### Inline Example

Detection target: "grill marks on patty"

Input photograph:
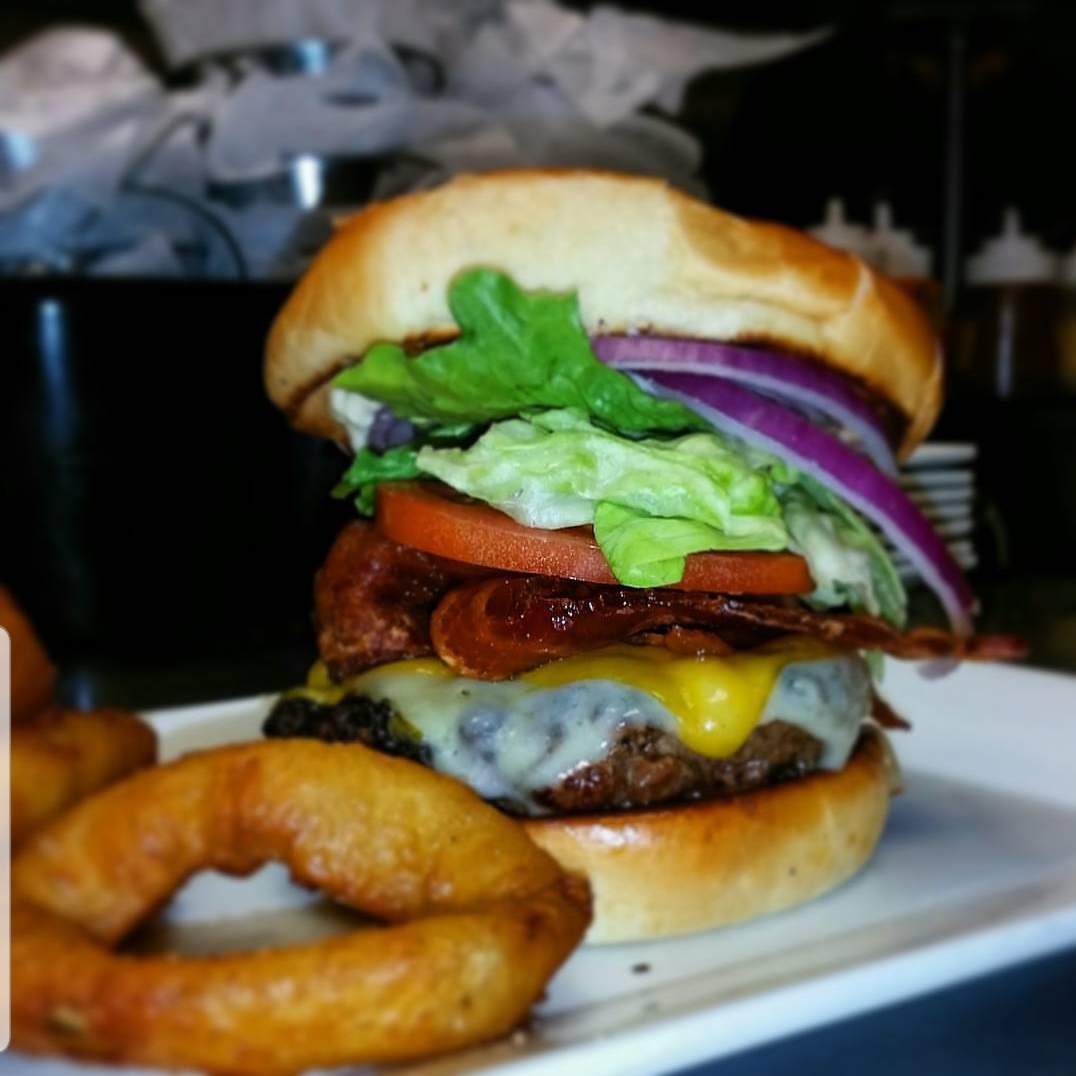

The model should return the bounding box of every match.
[264,693,433,766]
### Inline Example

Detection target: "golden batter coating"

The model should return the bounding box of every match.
[12,739,591,1074]
[12,707,156,846]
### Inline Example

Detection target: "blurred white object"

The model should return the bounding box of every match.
[0,28,165,212]
[867,201,932,279]
[1,4,831,277]
[809,198,933,281]
[142,0,830,121]
[141,0,382,67]
[0,27,157,148]
[966,208,1056,286]
[1058,241,1076,286]
[371,112,706,203]
[203,52,479,183]
[807,198,871,258]
[498,1,831,127]
[188,0,830,186]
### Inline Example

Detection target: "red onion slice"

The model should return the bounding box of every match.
[634,371,976,636]
[592,335,898,474]
[369,405,417,452]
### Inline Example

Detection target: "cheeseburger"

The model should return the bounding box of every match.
[263,170,1019,942]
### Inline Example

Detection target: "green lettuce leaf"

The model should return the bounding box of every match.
[416,408,906,619]
[417,409,787,585]
[707,447,906,625]
[781,479,907,627]
[333,445,421,514]
[593,503,770,588]
[332,269,704,436]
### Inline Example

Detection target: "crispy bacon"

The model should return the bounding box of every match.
[430,576,1028,679]
[871,691,911,730]
[635,627,738,657]
[315,522,486,680]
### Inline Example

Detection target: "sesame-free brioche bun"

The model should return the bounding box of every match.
[523,727,892,944]
[266,170,941,457]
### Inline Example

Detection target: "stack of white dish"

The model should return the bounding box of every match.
[892,443,977,582]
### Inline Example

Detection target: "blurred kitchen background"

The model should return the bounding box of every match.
[2,0,1075,707]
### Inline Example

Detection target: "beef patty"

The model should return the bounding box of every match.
[264,693,822,813]
[534,720,821,813]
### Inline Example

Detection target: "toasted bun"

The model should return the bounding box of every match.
[266,170,941,457]
[522,727,892,943]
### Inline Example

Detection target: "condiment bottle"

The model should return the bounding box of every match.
[807,198,871,258]
[866,201,940,324]
[955,208,1059,398]
[1054,245,1076,391]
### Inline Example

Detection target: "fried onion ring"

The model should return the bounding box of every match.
[13,739,591,1074]
[12,707,157,846]
[1,585,58,725]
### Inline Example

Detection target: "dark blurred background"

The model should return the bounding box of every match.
[2,0,1075,706]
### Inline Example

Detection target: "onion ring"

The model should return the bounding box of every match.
[12,707,157,846]
[12,739,591,1074]
[1,586,58,725]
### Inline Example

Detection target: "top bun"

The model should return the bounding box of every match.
[266,169,941,456]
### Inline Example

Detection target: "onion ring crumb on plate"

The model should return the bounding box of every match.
[12,739,592,1075]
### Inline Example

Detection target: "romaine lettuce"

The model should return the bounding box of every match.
[593,504,770,588]
[417,410,906,617]
[333,445,421,514]
[417,409,787,570]
[332,269,704,436]
[781,478,907,627]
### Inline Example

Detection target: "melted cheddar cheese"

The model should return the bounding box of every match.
[287,639,871,815]
[521,638,837,758]
[300,637,851,758]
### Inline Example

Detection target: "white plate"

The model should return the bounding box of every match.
[916,517,975,539]
[915,502,974,523]
[8,663,1076,1076]
[893,542,978,577]
[899,469,974,490]
[891,536,975,560]
[908,487,975,508]
[905,443,978,467]
[895,555,978,582]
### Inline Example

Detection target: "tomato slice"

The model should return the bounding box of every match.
[375,482,814,594]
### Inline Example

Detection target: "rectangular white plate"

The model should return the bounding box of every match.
[7,661,1076,1076]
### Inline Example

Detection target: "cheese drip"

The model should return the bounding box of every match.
[522,638,834,757]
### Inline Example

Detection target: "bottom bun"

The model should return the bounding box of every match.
[524,726,893,943]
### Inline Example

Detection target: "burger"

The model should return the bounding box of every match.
[262,170,1018,942]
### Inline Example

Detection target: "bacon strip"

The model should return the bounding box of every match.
[871,691,911,731]
[430,576,1028,679]
[315,522,487,680]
